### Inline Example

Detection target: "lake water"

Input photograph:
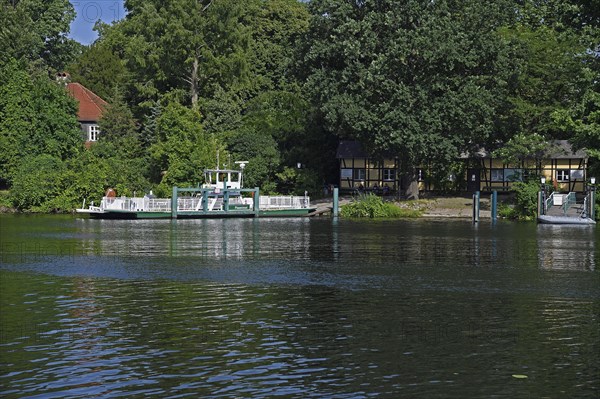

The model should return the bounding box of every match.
[0,215,598,398]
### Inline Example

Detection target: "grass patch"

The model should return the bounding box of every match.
[341,193,424,218]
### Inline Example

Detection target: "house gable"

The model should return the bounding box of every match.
[66,82,107,122]
[65,82,108,145]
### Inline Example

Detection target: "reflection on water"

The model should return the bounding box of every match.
[537,225,596,271]
[0,215,598,398]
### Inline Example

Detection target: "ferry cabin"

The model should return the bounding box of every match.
[203,169,242,190]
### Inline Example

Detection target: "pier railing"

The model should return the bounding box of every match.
[98,190,309,216]
[259,196,310,209]
[101,196,175,212]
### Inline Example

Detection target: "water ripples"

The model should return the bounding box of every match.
[1,217,599,397]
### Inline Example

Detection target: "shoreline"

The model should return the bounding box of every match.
[2,196,494,219]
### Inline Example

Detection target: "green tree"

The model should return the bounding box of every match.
[244,0,310,94]
[492,133,548,167]
[511,180,541,220]
[498,25,590,140]
[228,90,334,194]
[149,100,220,193]
[9,154,66,210]
[68,43,127,101]
[0,59,81,186]
[302,0,513,199]
[98,90,140,153]
[0,0,82,70]
[99,0,250,112]
[553,89,600,176]
[227,127,280,193]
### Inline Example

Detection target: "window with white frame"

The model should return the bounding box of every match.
[88,125,100,142]
[383,169,396,181]
[417,169,425,181]
[353,168,366,181]
[556,169,569,182]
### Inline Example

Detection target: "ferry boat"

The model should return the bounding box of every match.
[76,168,316,219]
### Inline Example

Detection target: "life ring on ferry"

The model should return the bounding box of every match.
[105,188,116,198]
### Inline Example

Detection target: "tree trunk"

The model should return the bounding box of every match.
[405,169,419,200]
[190,57,199,108]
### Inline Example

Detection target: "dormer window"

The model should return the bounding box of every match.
[88,125,100,142]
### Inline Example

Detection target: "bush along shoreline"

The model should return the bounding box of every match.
[340,193,425,218]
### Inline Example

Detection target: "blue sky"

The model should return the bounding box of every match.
[69,1,126,45]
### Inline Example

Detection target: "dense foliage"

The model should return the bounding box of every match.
[302,0,515,199]
[0,0,598,211]
[340,193,422,218]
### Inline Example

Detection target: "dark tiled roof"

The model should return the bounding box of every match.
[66,83,107,122]
[544,140,588,159]
[336,140,368,158]
[342,140,587,160]
[460,140,587,160]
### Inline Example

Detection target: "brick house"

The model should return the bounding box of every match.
[58,73,107,146]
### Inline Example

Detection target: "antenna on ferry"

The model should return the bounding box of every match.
[235,161,248,187]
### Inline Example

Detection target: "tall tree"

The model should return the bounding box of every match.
[498,25,592,140]
[148,100,221,193]
[505,0,599,172]
[100,0,250,112]
[0,0,82,70]
[67,44,127,101]
[0,59,81,186]
[243,0,310,94]
[302,0,513,198]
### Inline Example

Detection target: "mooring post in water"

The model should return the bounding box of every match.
[171,186,178,219]
[473,191,480,223]
[590,184,596,221]
[202,188,209,213]
[223,180,229,213]
[333,187,339,217]
[254,187,260,217]
[491,190,498,222]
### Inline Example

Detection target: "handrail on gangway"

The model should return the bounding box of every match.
[562,192,577,214]
[581,196,588,218]
[544,192,554,212]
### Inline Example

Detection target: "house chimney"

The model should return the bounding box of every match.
[56,72,71,85]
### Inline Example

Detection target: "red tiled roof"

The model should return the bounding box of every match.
[66,83,108,122]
